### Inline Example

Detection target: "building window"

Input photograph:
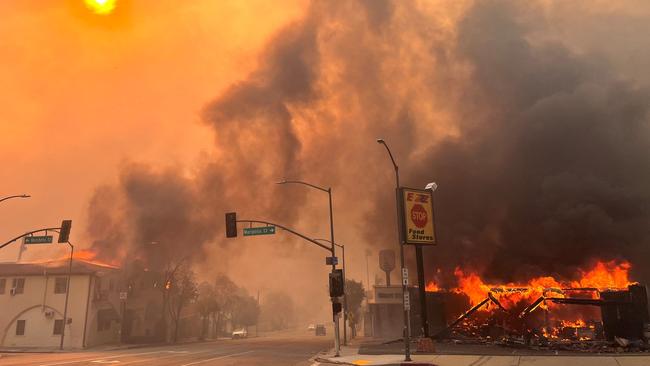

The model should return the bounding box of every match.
[54,277,68,294]
[0,278,6,294]
[53,319,64,335]
[12,278,25,294]
[16,320,25,335]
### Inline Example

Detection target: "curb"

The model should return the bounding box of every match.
[0,349,67,354]
[312,357,436,366]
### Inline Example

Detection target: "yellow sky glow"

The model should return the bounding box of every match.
[84,0,116,15]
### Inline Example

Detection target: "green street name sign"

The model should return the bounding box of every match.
[243,226,276,236]
[24,235,53,244]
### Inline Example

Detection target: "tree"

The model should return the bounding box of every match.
[156,256,188,342]
[260,290,294,331]
[196,282,217,340]
[345,279,365,337]
[212,274,238,336]
[231,294,260,331]
[168,263,198,343]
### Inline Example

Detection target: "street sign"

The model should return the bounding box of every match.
[24,236,53,244]
[119,292,128,300]
[404,292,411,310]
[326,256,339,266]
[402,268,409,285]
[243,226,276,236]
[399,188,436,245]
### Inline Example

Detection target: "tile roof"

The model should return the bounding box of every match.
[0,259,120,276]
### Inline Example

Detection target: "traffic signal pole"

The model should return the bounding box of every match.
[60,240,74,350]
[226,215,342,356]
[276,180,342,357]
[328,188,342,357]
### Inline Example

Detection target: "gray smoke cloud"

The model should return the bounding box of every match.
[86,0,650,293]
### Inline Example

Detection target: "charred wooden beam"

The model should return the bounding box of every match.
[488,292,509,313]
[547,297,630,306]
[434,297,490,338]
[519,296,546,318]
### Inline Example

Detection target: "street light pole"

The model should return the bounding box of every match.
[417,182,438,338]
[377,138,411,361]
[277,180,341,356]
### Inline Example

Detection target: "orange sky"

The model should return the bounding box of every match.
[0,0,305,261]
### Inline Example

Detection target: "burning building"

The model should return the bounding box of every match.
[414,261,650,351]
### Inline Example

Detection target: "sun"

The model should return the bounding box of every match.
[83,0,117,15]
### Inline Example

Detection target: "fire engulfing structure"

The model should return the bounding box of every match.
[417,261,650,351]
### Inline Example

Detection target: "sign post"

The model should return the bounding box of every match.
[400,187,436,338]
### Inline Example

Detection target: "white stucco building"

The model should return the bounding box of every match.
[0,259,122,349]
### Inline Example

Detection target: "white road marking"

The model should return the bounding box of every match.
[179,351,254,366]
[39,351,166,366]
[115,349,220,365]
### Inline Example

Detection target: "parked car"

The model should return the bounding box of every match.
[315,324,326,336]
[232,328,248,339]
[308,324,316,331]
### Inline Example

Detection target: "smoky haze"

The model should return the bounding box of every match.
[86,0,650,312]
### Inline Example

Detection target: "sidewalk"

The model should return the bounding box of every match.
[312,339,650,366]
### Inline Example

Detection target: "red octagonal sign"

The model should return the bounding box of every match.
[410,204,428,228]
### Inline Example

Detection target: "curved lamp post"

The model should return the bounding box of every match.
[276,179,341,356]
[0,194,30,204]
[376,138,411,361]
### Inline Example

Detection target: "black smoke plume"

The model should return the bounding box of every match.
[86,0,650,287]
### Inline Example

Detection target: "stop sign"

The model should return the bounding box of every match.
[410,204,428,228]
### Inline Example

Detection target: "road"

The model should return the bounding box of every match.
[0,330,332,366]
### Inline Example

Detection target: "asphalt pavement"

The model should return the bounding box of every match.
[0,329,333,366]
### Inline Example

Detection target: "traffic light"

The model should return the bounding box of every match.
[332,302,342,315]
[225,212,237,238]
[329,269,344,298]
[58,220,72,243]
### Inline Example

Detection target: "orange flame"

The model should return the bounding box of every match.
[427,260,633,307]
[425,281,440,292]
[51,248,120,268]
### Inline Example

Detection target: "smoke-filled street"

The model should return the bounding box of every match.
[0,330,331,366]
